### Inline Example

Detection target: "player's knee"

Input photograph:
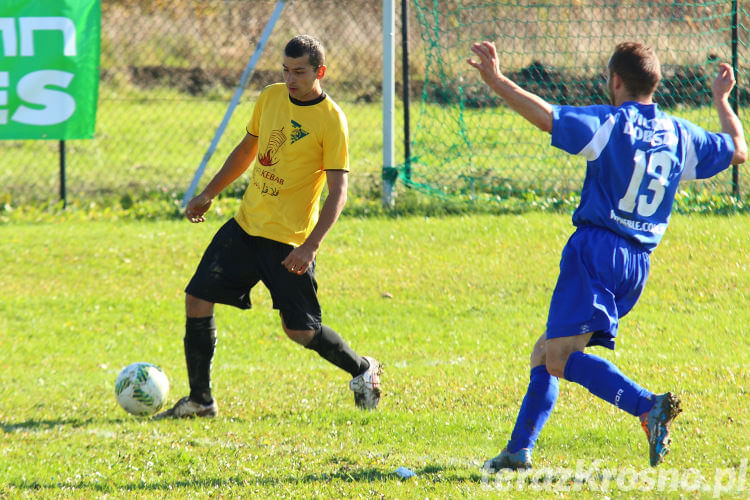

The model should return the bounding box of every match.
[185,293,214,318]
[545,355,567,378]
[280,320,314,346]
[530,334,547,368]
[545,361,565,378]
[545,335,590,378]
[284,329,315,345]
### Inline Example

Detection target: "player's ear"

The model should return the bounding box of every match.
[611,72,624,90]
[316,65,326,80]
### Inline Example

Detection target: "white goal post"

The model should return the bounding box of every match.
[382,0,396,207]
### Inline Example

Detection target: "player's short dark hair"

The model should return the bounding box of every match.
[285,35,325,69]
[608,41,661,97]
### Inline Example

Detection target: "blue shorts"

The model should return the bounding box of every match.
[185,218,322,331]
[545,226,650,350]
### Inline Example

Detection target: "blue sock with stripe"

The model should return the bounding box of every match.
[563,350,655,416]
[506,365,559,453]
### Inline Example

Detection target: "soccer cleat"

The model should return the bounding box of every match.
[349,356,382,409]
[483,447,533,471]
[641,392,682,467]
[153,396,218,420]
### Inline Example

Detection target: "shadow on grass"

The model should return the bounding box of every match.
[1,418,96,432]
[4,466,485,492]
[1,417,138,433]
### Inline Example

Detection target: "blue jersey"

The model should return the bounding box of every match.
[551,102,735,252]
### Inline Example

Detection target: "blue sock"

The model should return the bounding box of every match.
[563,351,655,417]
[506,365,559,453]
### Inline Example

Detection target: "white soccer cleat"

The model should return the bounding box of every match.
[349,356,382,410]
[153,396,218,419]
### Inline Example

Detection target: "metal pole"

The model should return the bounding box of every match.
[59,140,67,208]
[401,0,411,181]
[182,0,286,207]
[382,0,396,207]
[731,0,740,199]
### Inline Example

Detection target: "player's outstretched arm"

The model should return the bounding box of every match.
[184,133,259,223]
[712,63,747,165]
[466,41,554,133]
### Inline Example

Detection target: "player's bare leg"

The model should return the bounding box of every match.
[544,332,592,378]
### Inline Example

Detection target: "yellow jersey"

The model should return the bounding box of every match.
[235,83,349,246]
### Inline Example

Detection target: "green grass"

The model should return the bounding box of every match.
[1,212,748,498]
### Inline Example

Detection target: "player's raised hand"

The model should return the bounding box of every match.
[466,40,554,132]
[467,41,503,86]
[712,62,736,100]
[184,192,212,223]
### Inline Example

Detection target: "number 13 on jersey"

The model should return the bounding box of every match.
[617,149,672,217]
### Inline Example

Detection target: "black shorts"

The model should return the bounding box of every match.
[185,218,321,330]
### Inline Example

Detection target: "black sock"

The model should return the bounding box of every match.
[184,316,216,405]
[305,325,368,377]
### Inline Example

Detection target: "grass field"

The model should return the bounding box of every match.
[1,211,748,498]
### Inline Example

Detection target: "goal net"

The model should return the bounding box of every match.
[403,1,746,203]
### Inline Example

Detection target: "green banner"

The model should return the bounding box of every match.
[0,0,100,139]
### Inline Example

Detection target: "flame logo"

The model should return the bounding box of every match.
[258,127,286,166]
[258,150,276,166]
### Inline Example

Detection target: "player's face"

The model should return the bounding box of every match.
[282,55,324,101]
[607,69,615,105]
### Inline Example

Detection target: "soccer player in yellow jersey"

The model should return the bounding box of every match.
[156,35,381,419]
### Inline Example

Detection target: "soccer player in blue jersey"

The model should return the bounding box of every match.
[467,40,746,468]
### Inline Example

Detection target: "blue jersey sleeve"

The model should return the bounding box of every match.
[551,105,616,156]
[674,117,735,181]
